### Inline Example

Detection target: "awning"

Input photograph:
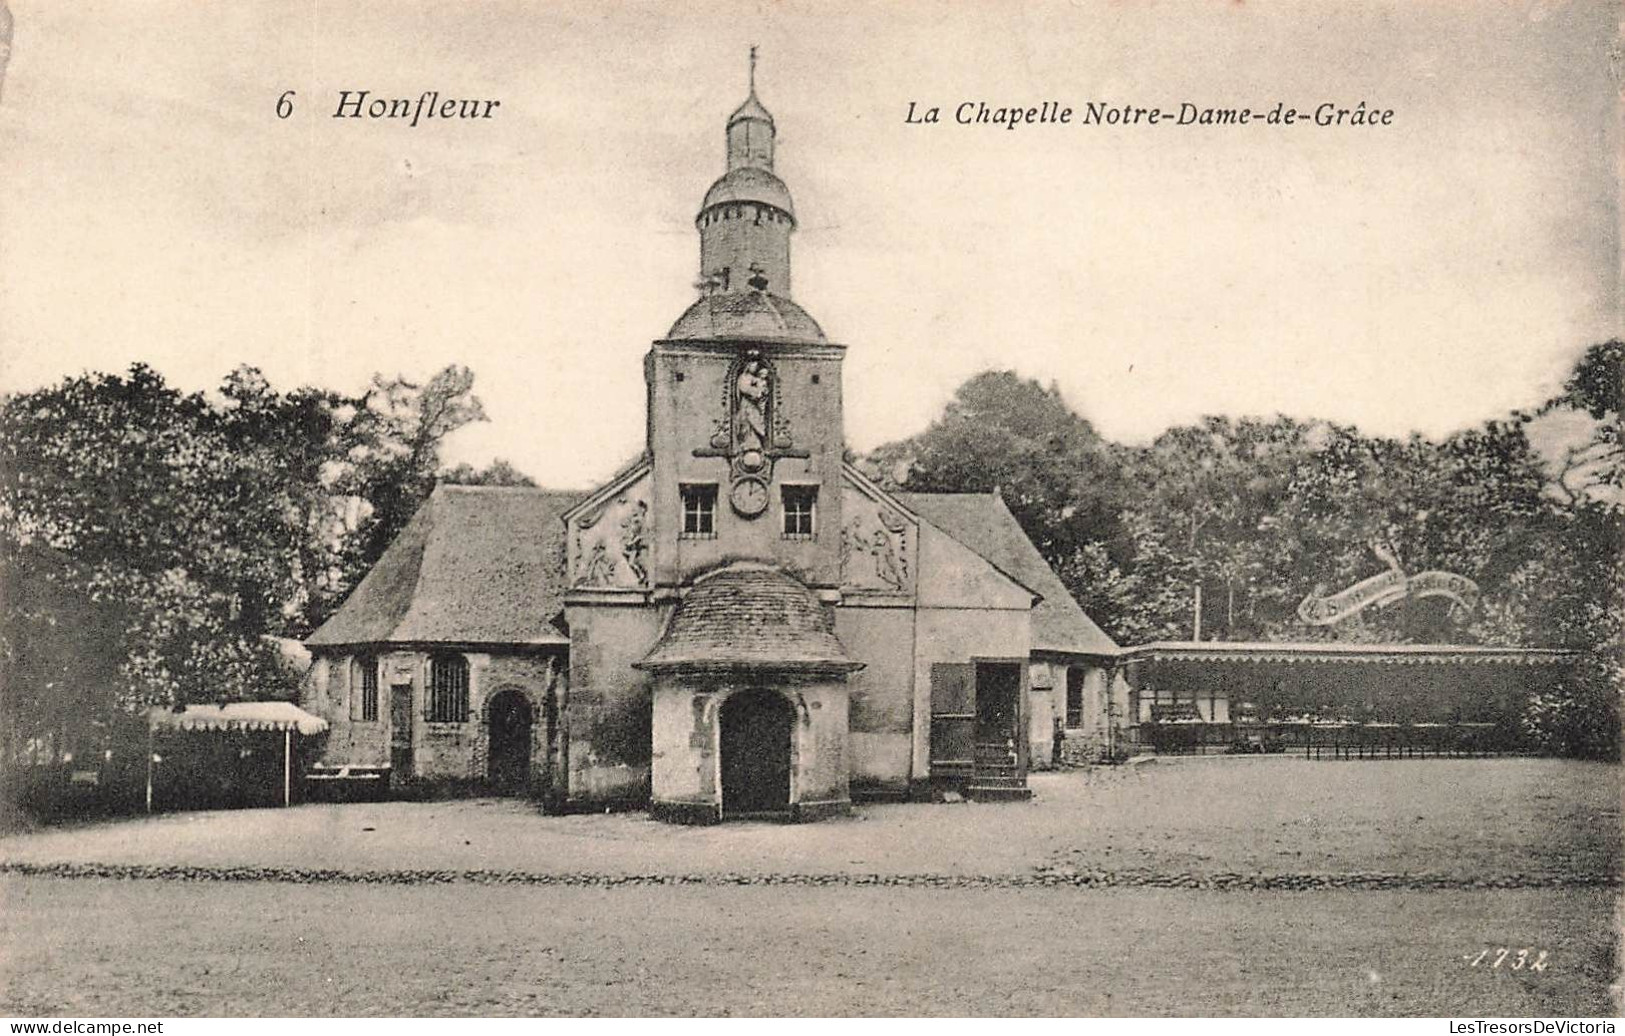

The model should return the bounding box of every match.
[1122,641,1581,666]
[147,702,330,736]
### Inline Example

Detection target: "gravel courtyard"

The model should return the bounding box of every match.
[1,757,1618,1016]
[2,878,1614,1016]
[1,757,1617,881]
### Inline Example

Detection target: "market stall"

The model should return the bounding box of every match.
[145,702,329,811]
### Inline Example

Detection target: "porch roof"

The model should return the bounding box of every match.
[1122,641,1580,666]
[636,562,863,674]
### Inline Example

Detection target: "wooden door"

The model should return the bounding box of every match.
[389,683,413,777]
[929,662,976,778]
[974,661,1024,771]
[720,688,793,816]
[486,690,533,793]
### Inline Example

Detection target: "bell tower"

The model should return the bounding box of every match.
[695,46,796,297]
[646,51,847,592]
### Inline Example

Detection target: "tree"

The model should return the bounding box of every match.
[1540,339,1621,507]
[1126,416,1314,640]
[1507,340,1623,757]
[865,371,1134,629]
[347,366,488,564]
[0,361,491,716]
[439,458,536,487]
[0,365,311,709]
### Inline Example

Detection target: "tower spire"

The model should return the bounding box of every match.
[695,52,795,297]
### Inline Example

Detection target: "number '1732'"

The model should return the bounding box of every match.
[1465,948,1550,971]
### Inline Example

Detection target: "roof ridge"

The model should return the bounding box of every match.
[435,484,579,496]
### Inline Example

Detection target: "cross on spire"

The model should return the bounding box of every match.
[749,45,757,94]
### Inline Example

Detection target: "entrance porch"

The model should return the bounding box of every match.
[634,562,865,823]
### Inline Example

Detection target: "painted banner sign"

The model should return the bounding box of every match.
[1297,543,1479,626]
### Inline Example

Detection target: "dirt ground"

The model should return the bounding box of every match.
[1,757,1617,880]
[0,757,1618,1017]
[0,877,1615,1016]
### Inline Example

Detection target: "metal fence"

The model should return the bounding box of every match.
[1135,719,1526,758]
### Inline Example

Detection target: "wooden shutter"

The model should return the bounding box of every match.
[347,657,361,721]
[929,662,976,777]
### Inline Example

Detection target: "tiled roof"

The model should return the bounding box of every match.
[896,492,1120,657]
[637,562,862,673]
[666,291,825,343]
[306,486,578,649]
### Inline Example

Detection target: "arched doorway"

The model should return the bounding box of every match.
[486,688,534,793]
[719,688,794,817]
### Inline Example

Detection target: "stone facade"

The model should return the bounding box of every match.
[302,648,565,791]
[1026,659,1133,767]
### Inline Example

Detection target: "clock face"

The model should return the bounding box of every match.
[730,477,769,518]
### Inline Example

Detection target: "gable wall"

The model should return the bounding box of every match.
[909,521,1034,779]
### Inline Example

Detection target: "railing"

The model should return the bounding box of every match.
[1297,721,1518,759]
[1134,720,1525,758]
[1137,721,1238,756]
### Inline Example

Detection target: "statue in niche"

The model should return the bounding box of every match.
[695,349,808,517]
[734,358,770,460]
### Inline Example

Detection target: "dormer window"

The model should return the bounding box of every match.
[782,485,817,540]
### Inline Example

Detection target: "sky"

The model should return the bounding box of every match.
[0,0,1617,490]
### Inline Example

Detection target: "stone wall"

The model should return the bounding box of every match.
[305,647,563,788]
[564,601,663,806]
[835,602,916,798]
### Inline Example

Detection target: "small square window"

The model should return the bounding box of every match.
[681,484,718,539]
[782,485,817,540]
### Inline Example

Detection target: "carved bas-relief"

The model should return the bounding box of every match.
[841,491,912,593]
[693,349,808,518]
[572,494,651,588]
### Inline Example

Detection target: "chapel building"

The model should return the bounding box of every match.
[303,65,1123,821]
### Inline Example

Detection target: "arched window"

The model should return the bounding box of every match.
[428,653,470,724]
